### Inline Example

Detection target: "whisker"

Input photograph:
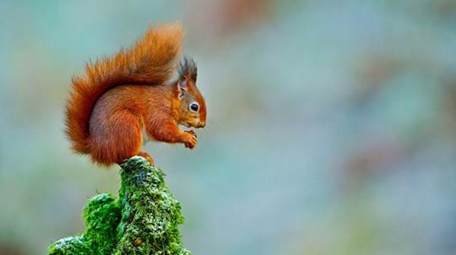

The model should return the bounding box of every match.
[207,120,221,129]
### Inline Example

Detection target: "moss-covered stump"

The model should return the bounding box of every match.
[48,156,191,255]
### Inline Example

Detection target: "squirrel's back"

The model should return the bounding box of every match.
[65,23,183,154]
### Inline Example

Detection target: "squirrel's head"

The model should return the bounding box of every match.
[174,57,206,129]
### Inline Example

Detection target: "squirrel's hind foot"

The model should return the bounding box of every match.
[137,152,155,166]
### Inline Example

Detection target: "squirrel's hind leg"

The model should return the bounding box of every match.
[89,109,143,166]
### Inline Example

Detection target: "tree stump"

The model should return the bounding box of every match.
[48,156,191,255]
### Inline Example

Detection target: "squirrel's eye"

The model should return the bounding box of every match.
[189,102,199,112]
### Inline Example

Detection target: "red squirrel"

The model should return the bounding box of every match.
[65,23,207,166]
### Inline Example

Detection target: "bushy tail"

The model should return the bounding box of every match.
[65,23,184,154]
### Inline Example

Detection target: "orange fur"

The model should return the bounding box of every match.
[65,23,207,167]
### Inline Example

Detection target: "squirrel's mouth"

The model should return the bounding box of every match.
[181,121,205,129]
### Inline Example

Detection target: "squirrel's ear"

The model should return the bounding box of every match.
[177,77,188,99]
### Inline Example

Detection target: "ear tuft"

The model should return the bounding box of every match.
[178,56,197,82]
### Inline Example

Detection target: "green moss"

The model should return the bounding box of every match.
[48,156,191,255]
[48,236,92,255]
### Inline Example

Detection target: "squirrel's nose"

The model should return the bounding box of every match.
[199,121,206,128]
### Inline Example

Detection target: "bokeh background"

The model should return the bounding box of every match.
[1,0,456,254]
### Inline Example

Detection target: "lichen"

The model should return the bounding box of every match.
[48,156,191,255]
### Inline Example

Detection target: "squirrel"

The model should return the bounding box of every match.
[65,23,207,167]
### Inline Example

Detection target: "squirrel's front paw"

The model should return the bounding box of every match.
[183,130,197,149]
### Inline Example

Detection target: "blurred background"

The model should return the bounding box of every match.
[1,0,456,254]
